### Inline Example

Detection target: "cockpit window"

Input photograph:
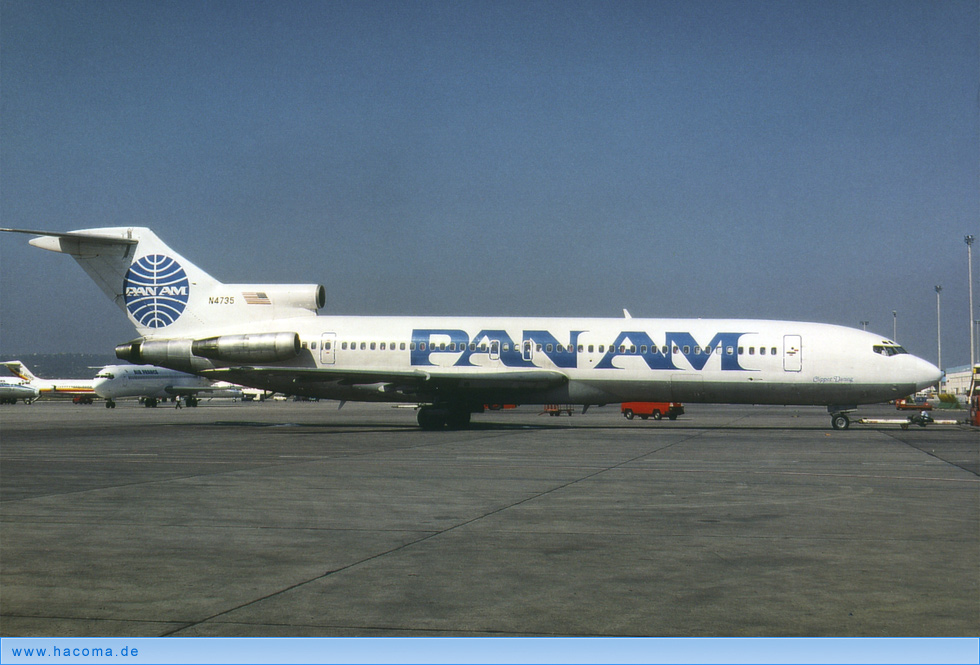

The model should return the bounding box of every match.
[873,345,908,357]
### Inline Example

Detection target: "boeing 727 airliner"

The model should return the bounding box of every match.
[2,227,941,429]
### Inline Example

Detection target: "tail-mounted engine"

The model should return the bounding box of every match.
[224,284,326,314]
[191,332,301,362]
[116,331,302,370]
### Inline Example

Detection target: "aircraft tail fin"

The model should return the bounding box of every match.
[3,227,324,339]
[1,360,38,382]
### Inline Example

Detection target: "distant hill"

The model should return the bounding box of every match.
[0,353,118,379]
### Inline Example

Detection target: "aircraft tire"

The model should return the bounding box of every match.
[445,409,471,430]
[831,414,850,430]
[417,407,446,430]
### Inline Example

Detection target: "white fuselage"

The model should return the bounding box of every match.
[186,315,940,408]
[0,379,40,403]
[0,363,97,400]
[32,379,98,399]
[93,364,237,400]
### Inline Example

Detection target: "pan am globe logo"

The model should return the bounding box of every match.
[124,254,190,328]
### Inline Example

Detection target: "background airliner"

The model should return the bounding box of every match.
[1,360,98,403]
[2,227,941,429]
[93,364,243,408]
[0,373,40,404]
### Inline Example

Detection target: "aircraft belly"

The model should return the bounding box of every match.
[293,376,913,407]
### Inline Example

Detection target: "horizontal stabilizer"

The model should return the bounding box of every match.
[1,227,138,256]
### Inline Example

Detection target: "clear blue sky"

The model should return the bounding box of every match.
[2,0,977,368]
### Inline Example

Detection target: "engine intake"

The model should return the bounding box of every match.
[191,332,301,363]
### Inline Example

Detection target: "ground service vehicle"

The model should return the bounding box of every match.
[621,402,684,420]
[896,396,932,410]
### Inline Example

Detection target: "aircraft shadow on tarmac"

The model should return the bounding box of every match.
[200,418,964,433]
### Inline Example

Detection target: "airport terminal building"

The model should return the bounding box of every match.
[942,364,979,399]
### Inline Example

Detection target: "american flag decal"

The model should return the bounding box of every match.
[243,292,272,305]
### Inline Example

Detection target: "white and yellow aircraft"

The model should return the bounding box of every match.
[2,227,941,429]
[0,360,98,403]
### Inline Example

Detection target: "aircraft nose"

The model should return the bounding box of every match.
[913,357,942,391]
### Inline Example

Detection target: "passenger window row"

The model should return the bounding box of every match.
[306,340,782,357]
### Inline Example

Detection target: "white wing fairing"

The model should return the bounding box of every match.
[5,226,942,428]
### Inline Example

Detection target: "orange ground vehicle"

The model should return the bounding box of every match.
[896,397,932,411]
[543,404,575,416]
[621,402,684,421]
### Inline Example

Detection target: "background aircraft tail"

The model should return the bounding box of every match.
[3,227,324,339]
[1,360,39,382]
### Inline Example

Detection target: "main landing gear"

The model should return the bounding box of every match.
[417,405,473,430]
[828,406,856,430]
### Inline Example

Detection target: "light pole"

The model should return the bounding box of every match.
[860,321,870,331]
[892,311,897,342]
[975,319,980,367]
[967,235,975,368]
[935,285,942,371]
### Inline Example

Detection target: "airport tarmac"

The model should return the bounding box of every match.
[1,400,977,637]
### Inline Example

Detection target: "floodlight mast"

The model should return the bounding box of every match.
[967,235,975,368]
[935,285,942,373]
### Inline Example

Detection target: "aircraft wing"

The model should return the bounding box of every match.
[199,366,568,400]
[162,385,244,397]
